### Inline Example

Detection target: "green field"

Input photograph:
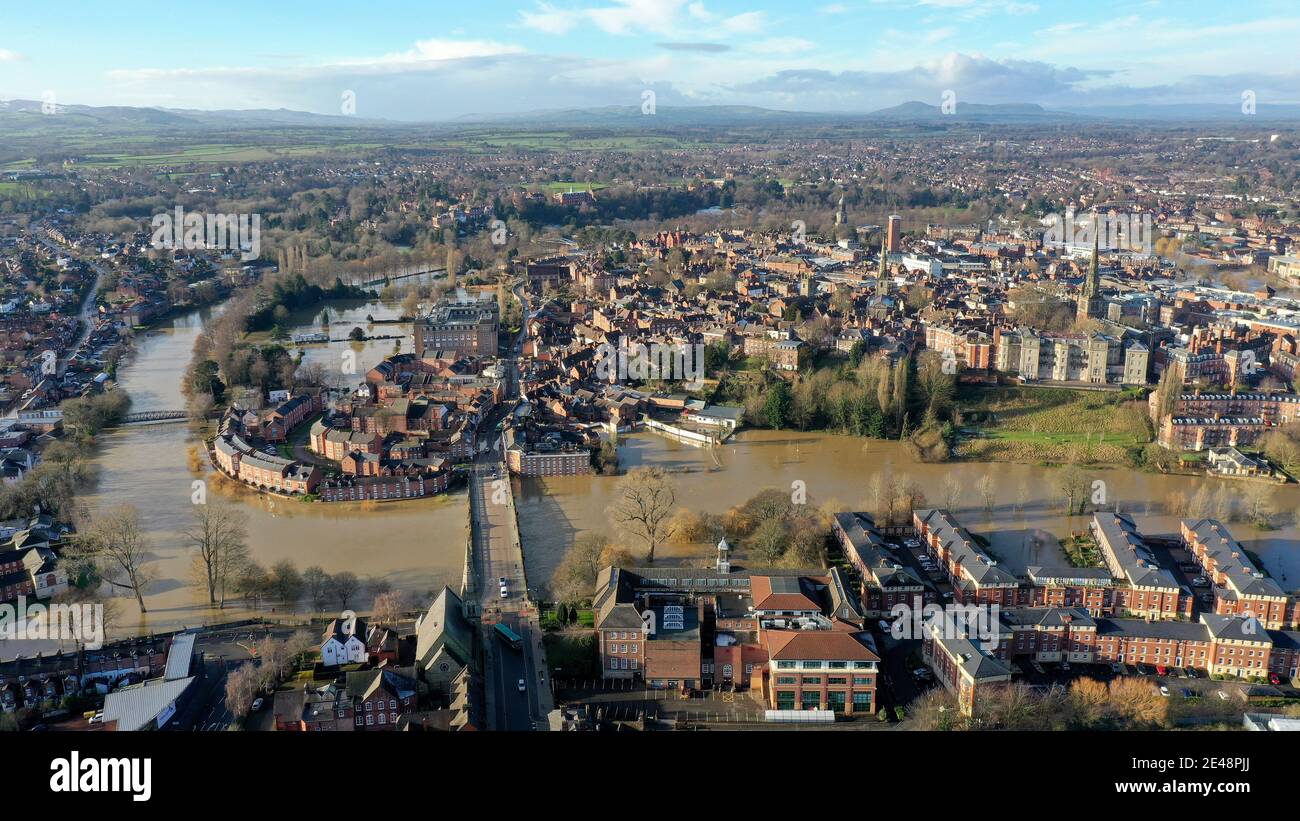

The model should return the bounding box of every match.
[955,386,1153,464]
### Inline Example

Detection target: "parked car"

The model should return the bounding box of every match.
[1181,689,1194,698]
[251,697,264,711]
[1111,663,1123,674]
[517,678,526,693]
[941,591,954,600]
[88,712,104,724]
[1217,690,1229,701]
[1159,685,1170,697]
[1270,673,1282,685]
[1185,667,1199,679]
[878,619,893,632]
[1155,664,1168,676]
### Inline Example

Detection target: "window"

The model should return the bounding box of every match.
[365,701,373,711]
[776,661,796,670]
[378,713,386,725]
[827,691,846,712]
[366,714,375,725]
[853,677,873,686]
[853,692,873,708]
[355,715,363,725]
[801,691,822,710]
[827,677,847,685]
[802,676,822,685]
[776,691,796,710]
[776,676,796,685]
[828,661,847,669]
[389,699,397,710]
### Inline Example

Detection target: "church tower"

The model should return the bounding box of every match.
[1077,232,1103,319]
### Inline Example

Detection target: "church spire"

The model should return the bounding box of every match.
[1083,231,1100,298]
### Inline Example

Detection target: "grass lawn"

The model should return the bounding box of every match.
[955,386,1153,465]
[543,632,601,679]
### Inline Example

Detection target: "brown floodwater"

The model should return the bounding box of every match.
[516,428,1300,597]
[77,300,467,641]
[58,290,1300,641]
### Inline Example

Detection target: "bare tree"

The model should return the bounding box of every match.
[303,566,330,612]
[608,466,677,562]
[184,503,249,607]
[371,589,411,626]
[941,474,963,511]
[977,472,997,513]
[328,571,361,609]
[83,505,156,613]
[224,665,257,718]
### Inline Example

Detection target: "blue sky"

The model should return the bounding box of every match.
[1,0,1299,119]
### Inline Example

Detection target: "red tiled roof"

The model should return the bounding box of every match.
[764,630,879,662]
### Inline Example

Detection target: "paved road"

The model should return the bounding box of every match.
[470,282,551,730]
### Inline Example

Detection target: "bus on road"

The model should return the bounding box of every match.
[494,622,522,650]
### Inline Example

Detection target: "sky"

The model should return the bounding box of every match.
[1,0,1299,120]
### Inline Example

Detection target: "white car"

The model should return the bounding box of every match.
[517,678,526,693]
[1158,685,1170,698]
[88,712,104,724]
[499,586,508,598]
[251,697,264,711]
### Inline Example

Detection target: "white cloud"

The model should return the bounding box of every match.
[519,0,764,37]
[0,48,23,63]
[748,37,815,55]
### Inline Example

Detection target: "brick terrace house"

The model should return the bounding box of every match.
[1181,518,1298,629]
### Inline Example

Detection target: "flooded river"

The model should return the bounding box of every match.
[62,284,1300,639]
[81,291,467,641]
[517,428,1300,597]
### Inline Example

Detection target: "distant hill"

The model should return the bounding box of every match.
[1056,103,1300,121]
[865,100,1085,123]
[452,104,835,127]
[0,100,391,129]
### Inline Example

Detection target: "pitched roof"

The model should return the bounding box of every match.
[764,630,879,662]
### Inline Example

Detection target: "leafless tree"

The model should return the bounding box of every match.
[82,505,156,613]
[328,571,361,609]
[608,466,677,562]
[184,503,249,607]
